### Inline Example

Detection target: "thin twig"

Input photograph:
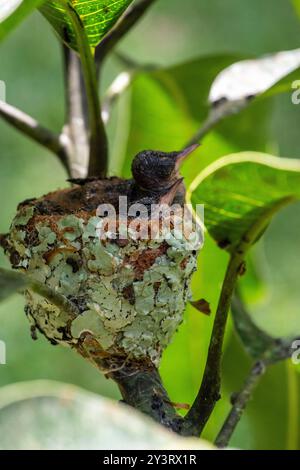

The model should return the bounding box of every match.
[185,98,250,148]
[0,100,70,172]
[184,251,245,436]
[58,1,108,177]
[215,361,267,448]
[29,277,79,319]
[215,290,300,448]
[95,0,158,74]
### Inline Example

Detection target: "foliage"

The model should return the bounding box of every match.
[40,0,134,51]
[0,0,300,450]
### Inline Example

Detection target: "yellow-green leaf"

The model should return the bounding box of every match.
[40,0,134,51]
[189,152,300,252]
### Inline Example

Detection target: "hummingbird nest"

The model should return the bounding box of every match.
[1,147,201,367]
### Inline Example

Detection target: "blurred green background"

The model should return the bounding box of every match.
[1,0,300,450]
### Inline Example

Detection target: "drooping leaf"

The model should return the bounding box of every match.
[189,152,300,252]
[40,0,134,51]
[0,0,45,41]
[0,380,214,450]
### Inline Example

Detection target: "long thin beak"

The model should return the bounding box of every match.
[175,143,200,170]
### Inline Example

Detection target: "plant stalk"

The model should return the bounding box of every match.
[58,1,108,177]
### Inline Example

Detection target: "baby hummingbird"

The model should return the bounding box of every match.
[130,144,199,206]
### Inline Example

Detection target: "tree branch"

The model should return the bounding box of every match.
[215,361,266,448]
[184,251,245,436]
[0,100,69,173]
[95,0,158,74]
[76,334,185,433]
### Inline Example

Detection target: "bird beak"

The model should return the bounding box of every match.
[159,178,184,206]
[175,144,200,171]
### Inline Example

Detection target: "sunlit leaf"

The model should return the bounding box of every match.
[189,152,300,252]
[40,0,134,51]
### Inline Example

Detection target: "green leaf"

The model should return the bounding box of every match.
[0,0,45,41]
[40,0,134,51]
[189,152,300,252]
[0,380,214,450]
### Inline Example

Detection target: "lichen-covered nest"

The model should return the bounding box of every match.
[1,178,200,366]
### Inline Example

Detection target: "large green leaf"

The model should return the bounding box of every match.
[0,0,45,41]
[189,152,300,252]
[0,381,213,450]
[40,0,134,51]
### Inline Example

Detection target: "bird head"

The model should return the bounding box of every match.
[132,144,199,191]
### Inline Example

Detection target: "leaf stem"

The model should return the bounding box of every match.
[185,98,249,147]
[62,45,90,178]
[0,100,70,173]
[215,360,267,448]
[58,1,108,177]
